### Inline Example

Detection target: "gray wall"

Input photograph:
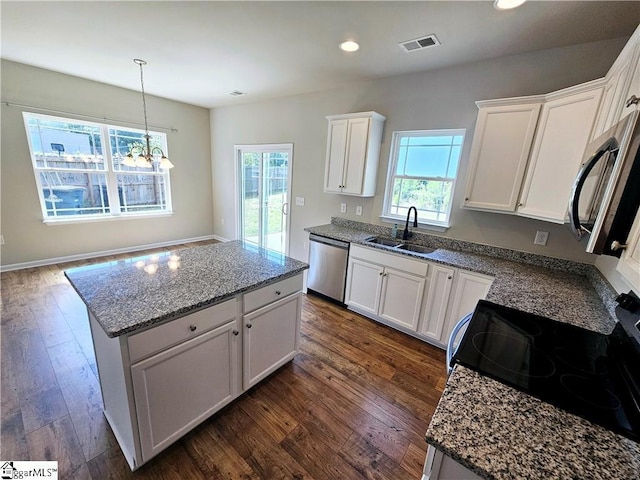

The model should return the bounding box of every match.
[1,60,213,266]
[211,37,628,264]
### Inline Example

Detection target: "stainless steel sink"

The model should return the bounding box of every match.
[366,237,404,247]
[395,244,435,254]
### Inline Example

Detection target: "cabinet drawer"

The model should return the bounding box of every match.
[350,244,429,277]
[128,298,237,363]
[243,274,303,313]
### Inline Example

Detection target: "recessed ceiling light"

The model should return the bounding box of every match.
[339,40,360,52]
[494,0,526,10]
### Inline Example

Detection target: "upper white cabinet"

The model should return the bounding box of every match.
[463,80,604,223]
[617,207,640,293]
[463,100,542,212]
[324,111,386,197]
[517,83,604,223]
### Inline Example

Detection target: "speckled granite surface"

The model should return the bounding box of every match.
[304,219,636,479]
[426,367,640,480]
[305,220,616,332]
[65,241,308,337]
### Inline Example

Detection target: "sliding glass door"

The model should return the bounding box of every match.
[236,144,293,255]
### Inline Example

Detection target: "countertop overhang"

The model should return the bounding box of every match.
[65,241,309,338]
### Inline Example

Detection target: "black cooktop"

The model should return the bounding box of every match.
[452,300,640,442]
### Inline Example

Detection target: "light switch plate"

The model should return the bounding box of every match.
[295,197,305,207]
[356,205,362,216]
[340,203,347,213]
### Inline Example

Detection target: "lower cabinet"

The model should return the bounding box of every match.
[616,207,640,292]
[131,321,238,461]
[422,445,481,480]
[345,245,428,332]
[90,274,303,470]
[345,245,493,347]
[243,292,302,389]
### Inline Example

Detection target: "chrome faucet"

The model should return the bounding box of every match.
[403,206,418,240]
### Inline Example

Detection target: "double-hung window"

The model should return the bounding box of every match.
[382,129,465,228]
[23,112,172,222]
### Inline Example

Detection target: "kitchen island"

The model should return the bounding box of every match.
[305,218,640,480]
[65,240,308,470]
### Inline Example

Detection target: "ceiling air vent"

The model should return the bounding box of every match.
[228,90,247,97]
[399,34,440,53]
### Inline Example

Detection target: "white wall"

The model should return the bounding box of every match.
[211,37,628,264]
[1,60,214,266]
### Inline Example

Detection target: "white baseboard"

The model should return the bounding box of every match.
[212,234,230,242]
[0,235,219,272]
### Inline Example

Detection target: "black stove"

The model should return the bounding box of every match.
[452,295,640,442]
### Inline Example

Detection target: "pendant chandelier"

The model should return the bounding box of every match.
[123,59,174,169]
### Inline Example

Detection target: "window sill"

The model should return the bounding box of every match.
[43,211,174,226]
[379,215,449,233]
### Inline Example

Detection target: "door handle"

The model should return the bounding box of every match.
[282,202,288,216]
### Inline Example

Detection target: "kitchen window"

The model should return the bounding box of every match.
[23,112,172,222]
[382,129,464,228]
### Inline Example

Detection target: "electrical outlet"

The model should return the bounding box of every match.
[340,203,347,213]
[534,231,549,246]
[356,205,363,216]
[296,197,305,206]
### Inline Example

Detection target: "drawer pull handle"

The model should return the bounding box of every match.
[246,324,252,329]
[232,330,239,336]
[189,325,197,332]
[275,290,281,295]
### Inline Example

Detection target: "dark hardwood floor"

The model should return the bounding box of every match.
[1,241,447,479]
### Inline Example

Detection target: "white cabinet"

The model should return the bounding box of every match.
[443,270,493,343]
[345,245,427,332]
[419,264,455,342]
[517,82,604,223]
[463,81,604,223]
[422,445,481,480]
[463,100,542,212]
[346,244,493,347]
[617,208,640,292]
[243,292,302,389]
[131,320,238,461]
[324,111,386,197]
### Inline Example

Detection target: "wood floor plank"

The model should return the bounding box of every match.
[1,409,29,460]
[338,432,415,480]
[401,441,428,477]
[237,387,299,443]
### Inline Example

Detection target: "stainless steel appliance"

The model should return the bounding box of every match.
[308,233,349,303]
[569,110,640,256]
[449,296,640,442]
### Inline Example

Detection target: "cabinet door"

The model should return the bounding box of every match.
[419,265,455,343]
[324,119,348,193]
[243,292,301,389]
[378,267,426,331]
[345,257,384,315]
[518,87,604,223]
[463,103,541,212]
[619,51,640,122]
[617,209,640,292]
[444,271,493,345]
[342,117,370,195]
[131,322,238,462]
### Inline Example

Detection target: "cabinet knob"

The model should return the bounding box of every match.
[189,325,197,332]
[447,275,452,280]
[518,203,524,207]
[275,290,281,296]
[246,323,252,329]
[611,240,628,251]
[465,197,469,201]
[232,330,239,336]
[626,95,639,108]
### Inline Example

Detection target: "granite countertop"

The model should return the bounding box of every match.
[65,241,309,337]
[305,219,639,479]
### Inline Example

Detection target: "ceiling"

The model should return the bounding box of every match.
[1,1,638,109]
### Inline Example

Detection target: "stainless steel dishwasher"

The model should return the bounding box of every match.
[308,233,349,303]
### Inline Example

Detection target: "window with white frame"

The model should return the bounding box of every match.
[382,129,465,227]
[23,113,172,221]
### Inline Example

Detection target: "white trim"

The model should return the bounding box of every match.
[212,234,230,242]
[43,211,174,225]
[0,235,216,272]
[379,215,449,232]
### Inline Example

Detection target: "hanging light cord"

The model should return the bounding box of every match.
[134,59,152,156]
